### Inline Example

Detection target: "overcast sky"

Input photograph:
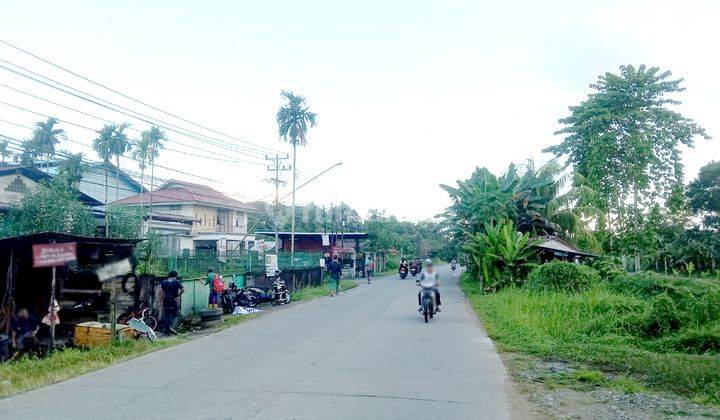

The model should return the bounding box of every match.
[1,0,718,221]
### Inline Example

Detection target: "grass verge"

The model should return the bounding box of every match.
[460,273,720,406]
[0,279,359,398]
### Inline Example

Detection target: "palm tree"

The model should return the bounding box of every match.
[0,140,10,163]
[109,123,131,204]
[30,118,66,172]
[276,91,317,260]
[140,126,166,229]
[57,152,84,187]
[93,124,115,236]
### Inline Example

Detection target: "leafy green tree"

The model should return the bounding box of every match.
[687,161,720,231]
[0,178,95,237]
[276,91,317,256]
[546,65,710,269]
[106,205,143,239]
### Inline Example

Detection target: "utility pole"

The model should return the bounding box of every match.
[340,202,346,248]
[265,154,290,253]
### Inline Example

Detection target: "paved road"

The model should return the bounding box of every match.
[0,265,513,419]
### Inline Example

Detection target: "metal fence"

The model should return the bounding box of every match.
[155,250,323,278]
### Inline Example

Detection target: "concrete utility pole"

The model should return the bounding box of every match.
[265,154,290,253]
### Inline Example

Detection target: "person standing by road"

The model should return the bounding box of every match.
[202,269,219,308]
[328,254,343,297]
[10,308,40,355]
[160,271,184,335]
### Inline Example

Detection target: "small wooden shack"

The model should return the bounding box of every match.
[0,232,141,338]
[533,234,596,263]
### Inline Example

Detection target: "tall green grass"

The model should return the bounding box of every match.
[461,274,720,405]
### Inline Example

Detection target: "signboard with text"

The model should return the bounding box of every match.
[32,243,77,268]
[265,254,278,277]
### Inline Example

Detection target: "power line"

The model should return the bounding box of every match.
[0,38,282,155]
[0,58,274,158]
[0,102,266,166]
[1,139,261,205]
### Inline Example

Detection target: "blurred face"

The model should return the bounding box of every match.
[18,309,29,319]
[426,264,434,273]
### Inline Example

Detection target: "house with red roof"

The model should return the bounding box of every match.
[113,179,261,253]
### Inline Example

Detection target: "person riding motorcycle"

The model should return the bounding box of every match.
[399,258,409,274]
[417,259,441,312]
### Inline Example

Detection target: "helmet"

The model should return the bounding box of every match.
[425,258,432,265]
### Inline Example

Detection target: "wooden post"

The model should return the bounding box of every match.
[110,276,117,339]
[50,266,56,346]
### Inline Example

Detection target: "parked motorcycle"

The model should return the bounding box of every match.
[417,279,439,323]
[243,272,291,306]
[222,277,260,312]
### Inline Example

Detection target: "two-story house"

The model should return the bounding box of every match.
[113,179,260,254]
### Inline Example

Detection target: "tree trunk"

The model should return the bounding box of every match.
[633,182,641,272]
[104,164,110,237]
[290,142,297,266]
[115,156,121,202]
[148,160,155,231]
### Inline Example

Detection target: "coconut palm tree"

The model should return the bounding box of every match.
[139,126,166,229]
[93,123,131,236]
[0,140,10,163]
[276,91,317,258]
[109,123,131,204]
[30,118,66,172]
[57,152,84,187]
[93,124,115,236]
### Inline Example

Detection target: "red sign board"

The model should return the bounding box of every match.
[32,243,77,268]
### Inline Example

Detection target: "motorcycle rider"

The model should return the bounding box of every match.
[399,258,409,275]
[451,257,457,269]
[417,259,441,312]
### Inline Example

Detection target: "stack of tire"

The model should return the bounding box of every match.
[199,307,223,329]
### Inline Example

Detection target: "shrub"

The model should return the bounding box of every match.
[654,326,720,354]
[385,259,398,271]
[590,256,627,282]
[525,261,601,293]
[643,294,682,337]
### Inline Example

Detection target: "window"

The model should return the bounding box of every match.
[167,204,182,211]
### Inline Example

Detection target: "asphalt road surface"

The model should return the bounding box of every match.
[0,265,513,419]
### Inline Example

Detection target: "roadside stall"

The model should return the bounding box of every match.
[0,232,141,353]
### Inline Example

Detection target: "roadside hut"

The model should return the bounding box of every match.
[0,232,141,343]
[533,235,596,263]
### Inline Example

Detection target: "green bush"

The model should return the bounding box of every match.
[653,325,720,354]
[643,294,682,337]
[384,259,398,271]
[590,256,627,282]
[525,261,601,293]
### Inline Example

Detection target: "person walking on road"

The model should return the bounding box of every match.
[366,257,375,284]
[160,270,184,335]
[328,254,343,297]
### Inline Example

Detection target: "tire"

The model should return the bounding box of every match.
[199,308,223,317]
[200,319,223,329]
[146,316,158,331]
[284,292,291,305]
[424,309,429,323]
[429,306,434,319]
[146,329,158,342]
